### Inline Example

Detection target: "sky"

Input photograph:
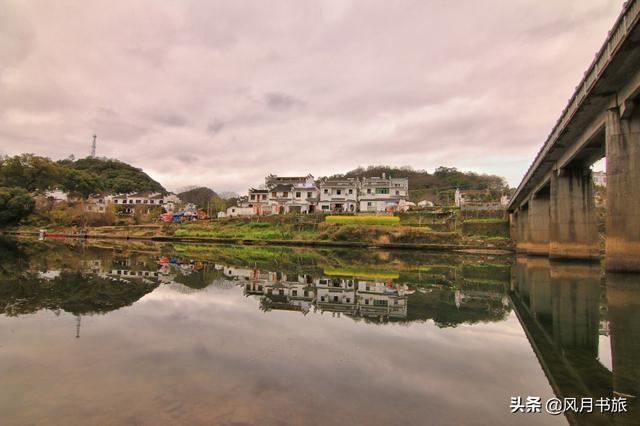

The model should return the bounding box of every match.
[0,0,622,193]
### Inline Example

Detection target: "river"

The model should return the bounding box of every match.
[0,238,637,425]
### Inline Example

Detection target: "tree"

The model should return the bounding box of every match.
[61,169,104,198]
[0,154,64,192]
[0,187,35,227]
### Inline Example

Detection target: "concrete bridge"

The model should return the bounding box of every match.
[508,1,640,272]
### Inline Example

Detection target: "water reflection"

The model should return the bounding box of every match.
[511,257,640,425]
[0,238,514,327]
[1,238,639,425]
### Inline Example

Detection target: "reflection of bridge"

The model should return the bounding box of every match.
[510,258,639,424]
[508,2,640,272]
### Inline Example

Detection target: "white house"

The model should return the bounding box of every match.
[593,171,607,186]
[359,175,409,212]
[318,178,359,212]
[225,206,255,217]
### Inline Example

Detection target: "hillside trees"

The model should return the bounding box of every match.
[0,187,35,226]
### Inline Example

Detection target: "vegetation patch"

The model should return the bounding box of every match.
[323,267,400,280]
[325,215,400,225]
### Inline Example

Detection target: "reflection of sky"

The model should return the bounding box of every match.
[0,284,564,425]
[598,335,613,371]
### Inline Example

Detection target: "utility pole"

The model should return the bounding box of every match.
[91,134,97,158]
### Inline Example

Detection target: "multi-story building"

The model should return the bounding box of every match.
[237,173,410,215]
[359,174,409,212]
[110,192,178,214]
[318,178,360,212]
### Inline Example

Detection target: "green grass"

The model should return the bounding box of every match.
[325,215,400,225]
[463,218,507,224]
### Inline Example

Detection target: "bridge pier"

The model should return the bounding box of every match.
[527,192,550,256]
[515,206,529,253]
[549,168,599,261]
[608,273,640,420]
[605,108,640,272]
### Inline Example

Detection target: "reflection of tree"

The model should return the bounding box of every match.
[171,265,224,289]
[0,238,29,277]
[407,288,510,327]
[0,271,157,316]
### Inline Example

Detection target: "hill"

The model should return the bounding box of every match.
[329,165,509,204]
[178,187,224,210]
[60,157,166,194]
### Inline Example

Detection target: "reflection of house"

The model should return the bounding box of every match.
[318,178,359,212]
[359,175,409,212]
[222,266,408,320]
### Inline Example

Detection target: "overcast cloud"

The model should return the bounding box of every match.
[0,0,622,192]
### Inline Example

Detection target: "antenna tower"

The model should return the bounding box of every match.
[91,135,97,158]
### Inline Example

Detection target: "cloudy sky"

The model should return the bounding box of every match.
[0,0,622,193]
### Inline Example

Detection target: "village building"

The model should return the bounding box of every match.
[84,194,113,213]
[109,192,181,214]
[268,184,295,214]
[265,173,315,189]
[247,188,270,215]
[358,174,409,212]
[593,171,607,186]
[234,173,411,215]
[318,177,359,212]
[288,181,319,214]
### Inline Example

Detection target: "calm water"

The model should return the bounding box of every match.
[0,238,638,425]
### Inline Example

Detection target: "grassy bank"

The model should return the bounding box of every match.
[14,212,512,249]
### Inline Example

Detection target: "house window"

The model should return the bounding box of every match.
[375,188,389,194]
[307,192,312,198]
[367,189,371,194]
[321,205,329,210]
[346,298,350,303]
[348,189,353,194]
[283,192,288,197]
[144,200,148,204]
[296,192,301,198]
[272,192,277,197]
[279,289,284,295]
[262,194,267,200]
[324,189,329,194]
[250,194,255,200]
[150,200,154,204]
[367,202,372,207]
[395,190,400,195]
[333,296,339,302]
[136,200,141,203]
[292,290,298,296]
[114,200,118,204]
[336,189,342,195]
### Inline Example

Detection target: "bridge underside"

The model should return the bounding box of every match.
[509,3,640,272]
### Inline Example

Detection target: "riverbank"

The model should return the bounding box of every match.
[4,230,512,255]
[6,214,514,254]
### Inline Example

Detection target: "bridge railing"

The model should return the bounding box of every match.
[509,0,640,209]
